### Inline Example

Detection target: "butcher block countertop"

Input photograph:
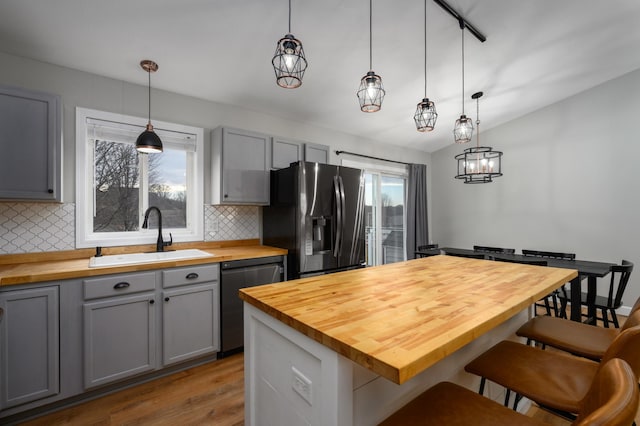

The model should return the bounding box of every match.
[239,255,577,384]
[0,239,287,286]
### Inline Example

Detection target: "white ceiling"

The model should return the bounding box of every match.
[1,0,640,153]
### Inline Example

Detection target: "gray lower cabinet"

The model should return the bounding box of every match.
[0,286,60,410]
[83,292,157,389]
[162,264,220,366]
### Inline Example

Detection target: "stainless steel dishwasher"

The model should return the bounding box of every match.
[219,255,284,357]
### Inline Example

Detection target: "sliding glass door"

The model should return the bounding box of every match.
[364,172,407,266]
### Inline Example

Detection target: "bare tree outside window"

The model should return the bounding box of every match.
[93,140,186,232]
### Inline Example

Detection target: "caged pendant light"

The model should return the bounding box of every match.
[414,0,437,132]
[357,0,385,112]
[453,19,473,144]
[455,91,503,183]
[136,60,163,154]
[272,0,307,89]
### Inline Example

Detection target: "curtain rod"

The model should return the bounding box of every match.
[335,150,411,166]
[432,0,486,43]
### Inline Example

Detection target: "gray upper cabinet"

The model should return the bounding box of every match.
[211,127,270,205]
[0,286,60,410]
[304,142,330,164]
[0,85,62,202]
[272,137,302,169]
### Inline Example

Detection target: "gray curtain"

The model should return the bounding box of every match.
[406,163,428,259]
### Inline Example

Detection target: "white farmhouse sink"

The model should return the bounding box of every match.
[89,249,214,268]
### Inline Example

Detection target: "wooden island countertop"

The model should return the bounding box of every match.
[0,239,287,286]
[239,255,577,385]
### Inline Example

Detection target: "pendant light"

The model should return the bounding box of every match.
[272,0,307,89]
[453,19,473,144]
[357,0,385,112]
[455,92,503,183]
[136,60,163,153]
[414,0,437,132]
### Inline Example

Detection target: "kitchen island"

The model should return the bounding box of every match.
[239,255,577,425]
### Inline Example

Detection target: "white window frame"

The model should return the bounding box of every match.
[75,107,204,248]
[341,158,408,265]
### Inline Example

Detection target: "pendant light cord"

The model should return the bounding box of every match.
[424,0,427,97]
[369,0,373,70]
[288,0,292,33]
[476,96,480,148]
[460,18,465,115]
[147,69,151,124]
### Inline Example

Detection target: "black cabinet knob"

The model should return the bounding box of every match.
[164,297,170,302]
[47,189,54,194]
[149,299,155,305]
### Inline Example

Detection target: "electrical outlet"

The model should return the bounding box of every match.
[291,366,312,405]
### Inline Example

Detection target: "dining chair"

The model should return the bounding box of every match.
[378,358,638,426]
[557,260,634,328]
[492,257,548,266]
[415,244,439,258]
[523,249,576,316]
[473,245,515,254]
[464,311,640,417]
[516,295,640,361]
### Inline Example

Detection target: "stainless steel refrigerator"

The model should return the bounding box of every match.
[263,161,366,279]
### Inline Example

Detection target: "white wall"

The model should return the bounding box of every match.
[431,68,640,311]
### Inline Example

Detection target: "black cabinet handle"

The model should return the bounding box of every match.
[186,272,199,280]
[47,189,54,194]
[164,297,170,302]
[113,282,130,290]
[149,299,155,305]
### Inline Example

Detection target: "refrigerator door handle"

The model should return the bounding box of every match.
[333,176,342,258]
[338,175,346,257]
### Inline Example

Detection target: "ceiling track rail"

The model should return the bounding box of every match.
[335,150,411,166]
[432,0,486,43]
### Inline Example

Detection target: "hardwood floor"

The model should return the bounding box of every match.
[18,312,640,425]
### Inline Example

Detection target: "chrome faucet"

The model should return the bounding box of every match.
[142,206,173,252]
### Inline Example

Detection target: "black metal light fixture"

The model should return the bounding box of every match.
[357,0,385,112]
[414,0,437,132]
[272,0,307,89]
[455,91,503,184]
[453,19,473,144]
[136,60,163,154]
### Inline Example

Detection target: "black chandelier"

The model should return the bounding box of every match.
[414,0,437,132]
[455,92,503,184]
[272,0,307,88]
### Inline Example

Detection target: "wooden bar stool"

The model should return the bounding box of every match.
[378,358,638,426]
[516,296,640,361]
[464,316,640,417]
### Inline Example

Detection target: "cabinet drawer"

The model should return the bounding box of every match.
[162,264,219,288]
[83,272,156,300]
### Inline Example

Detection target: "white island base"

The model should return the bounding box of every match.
[243,303,531,426]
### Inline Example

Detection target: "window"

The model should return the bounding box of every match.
[76,108,203,248]
[342,159,407,266]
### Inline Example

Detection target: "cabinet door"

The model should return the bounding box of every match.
[221,128,270,204]
[0,286,59,410]
[162,283,219,365]
[304,142,330,164]
[272,137,302,169]
[0,85,61,201]
[83,293,157,389]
